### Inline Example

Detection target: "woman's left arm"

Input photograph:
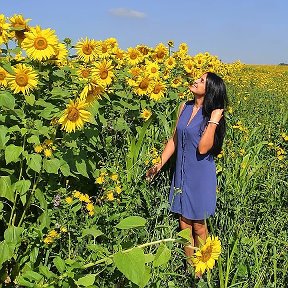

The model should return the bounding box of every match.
[198,109,224,154]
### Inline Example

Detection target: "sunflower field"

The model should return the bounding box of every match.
[0,14,287,288]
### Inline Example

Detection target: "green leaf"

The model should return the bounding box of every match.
[114,248,150,287]
[27,135,40,145]
[35,188,47,209]
[0,125,9,149]
[82,228,103,238]
[153,244,171,267]
[5,144,23,164]
[0,176,14,202]
[177,228,192,243]
[27,154,42,173]
[4,225,23,244]
[60,160,72,176]
[21,270,43,282]
[116,216,147,230]
[76,158,89,178]
[14,179,31,205]
[0,91,15,109]
[24,94,35,106]
[76,274,96,287]
[53,256,66,273]
[43,158,61,174]
[38,265,57,279]
[0,241,15,269]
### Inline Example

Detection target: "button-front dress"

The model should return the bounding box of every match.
[168,100,217,220]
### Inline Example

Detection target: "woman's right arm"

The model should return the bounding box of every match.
[146,102,185,180]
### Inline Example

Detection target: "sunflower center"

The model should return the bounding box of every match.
[201,246,213,262]
[0,71,6,80]
[130,52,138,60]
[15,73,29,87]
[67,107,80,121]
[157,51,165,59]
[81,69,90,78]
[151,67,157,73]
[82,44,93,55]
[139,79,149,90]
[153,85,161,94]
[100,69,108,79]
[102,46,108,53]
[168,60,173,65]
[34,36,48,50]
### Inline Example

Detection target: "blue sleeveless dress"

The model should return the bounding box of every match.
[168,101,217,220]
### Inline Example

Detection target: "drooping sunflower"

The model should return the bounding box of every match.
[75,38,99,63]
[58,99,91,133]
[125,47,144,66]
[150,80,166,101]
[152,43,168,63]
[192,236,221,276]
[91,59,114,87]
[9,14,31,44]
[134,75,154,96]
[0,67,8,87]
[0,14,11,45]
[21,26,59,61]
[7,63,38,95]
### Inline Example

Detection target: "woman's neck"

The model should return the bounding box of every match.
[194,97,203,108]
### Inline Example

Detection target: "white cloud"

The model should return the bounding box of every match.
[110,8,146,19]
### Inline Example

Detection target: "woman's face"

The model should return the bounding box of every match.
[189,73,207,96]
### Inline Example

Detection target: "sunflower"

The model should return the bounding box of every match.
[140,109,152,121]
[80,84,104,104]
[0,67,8,87]
[7,64,38,95]
[150,80,166,101]
[183,58,195,73]
[125,47,144,66]
[192,236,221,276]
[75,37,99,63]
[170,76,182,88]
[152,43,168,63]
[178,42,188,54]
[21,26,59,61]
[0,14,11,45]
[165,56,176,70]
[134,75,154,96]
[92,59,114,87]
[77,66,92,81]
[136,45,151,57]
[97,40,112,58]
[9,14,31,44]
[51,43,68,65]
[58,99,91,133]
[145,61,160,78]
[105,37,118,51]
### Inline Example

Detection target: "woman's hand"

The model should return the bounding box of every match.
[146,163,162,182]
[210,108,224,123]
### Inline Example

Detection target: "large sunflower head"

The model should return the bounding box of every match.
[9,14,31,44]
[145,61,160,79]
[152,43,168,63]
[134,75,154,96]
[183,58,195,74]
[77,66,92,81]
[0,67,9,87]
[21,26,59,61]
[58,99,91,133]
[165,56,176,70]
[192,236,221,276]
[125,47,144,66]
[150,80,166,101]
[91,59,114,87]
[75,38,99,63]
[0,14,11,45]
[6,63,38,95]
[97,40,112,59]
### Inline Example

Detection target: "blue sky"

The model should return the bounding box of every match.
[2,0,288,64]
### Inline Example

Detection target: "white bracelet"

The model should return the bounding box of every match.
[208,120,219,125]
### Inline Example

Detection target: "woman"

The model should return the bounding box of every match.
[146,72,228,266]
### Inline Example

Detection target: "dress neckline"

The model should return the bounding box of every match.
[186,104,202,127]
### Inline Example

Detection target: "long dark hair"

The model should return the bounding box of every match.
[201,72,228,156]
